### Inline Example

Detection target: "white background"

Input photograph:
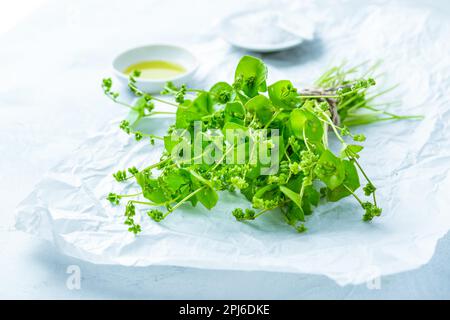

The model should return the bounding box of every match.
[1,0,450,299]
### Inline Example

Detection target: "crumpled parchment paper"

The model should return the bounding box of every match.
[15,1,450,285]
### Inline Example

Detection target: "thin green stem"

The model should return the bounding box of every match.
[343,185,364,206]
[171,150,206,167]
[351,157,371,184]
[186,88,205,93]
[129,82,180,107]
[264,108,283,129]
[164,186,206,216]
[347,85,399,112]
[104,92,134,109]
[141,157,172,172]
[314,102,345,144]
[343,115,423,127]
[361,60,382,78]
[129,200,159,206]
[298,182,306,208]
[361,105,423,119]
[201,114,215,120]
[322,122,329,147]
[372,191,377,207]
[254,208,270,218]
[151,96,179,107]
[146,111,176,116]
[350,156,377,206]
[136,132,164,140]
[119,192,142,198]
[302,128,312,151]
[210,145,235,171]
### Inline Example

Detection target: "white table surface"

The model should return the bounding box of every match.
[1,0,450,299]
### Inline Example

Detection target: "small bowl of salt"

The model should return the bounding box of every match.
[219,10,315,53]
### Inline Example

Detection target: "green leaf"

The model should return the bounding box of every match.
[222,121,247,130]
[136,172,168,203]
[187,168,212,188]
[289,109,324,142]
[314,150,345,190]
[285,203,305,225]
[175,99,194,128]
[222,122,248,153]
[175,93,214,128]
[163,170,189,192]
[279,185,302,208]
[164,134,183,153]
[244,94,266,113]
[341,144,364,159]
[327,160,360,202]
[268,80,301,110]
[285,176,319,215]
[302,186,320,215]
[184,169,217,210]
[126,97,147,126]
[224,101,245,125]
[244,95,274,125]
[255,100,274,125]
[246,163,261,180]
[225,101,245,117]
[305,186,320,207]
[280,185,305,222]
[234,56,268,98]
[210,82,235,105]
[285,173,302,192]
[198,187,219,209]
[254,184,278,199]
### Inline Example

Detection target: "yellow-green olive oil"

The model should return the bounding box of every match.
[123,60,186,79]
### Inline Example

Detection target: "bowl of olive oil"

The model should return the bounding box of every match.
[113,44,198,93]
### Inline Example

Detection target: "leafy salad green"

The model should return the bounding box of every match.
[102,56,421,234]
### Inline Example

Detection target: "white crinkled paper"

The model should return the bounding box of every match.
[15,2,450,285]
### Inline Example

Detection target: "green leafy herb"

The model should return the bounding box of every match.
[102,56,422,234]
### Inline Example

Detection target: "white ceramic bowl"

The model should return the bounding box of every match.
[219,10,307,53]
[112,44,198,93]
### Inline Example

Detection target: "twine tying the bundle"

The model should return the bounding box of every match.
[300,88,340,126]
